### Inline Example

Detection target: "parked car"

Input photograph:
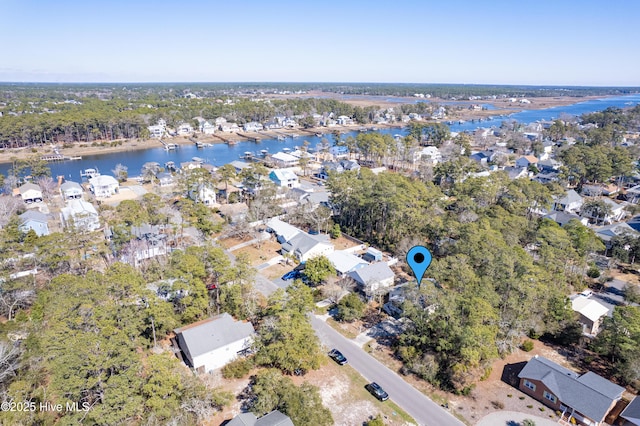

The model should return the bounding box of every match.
[328,349,348,365]
[580,289,593,298]
[365,382,389,401]
[281,270,302,281]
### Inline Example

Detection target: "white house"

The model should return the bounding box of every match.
[281,233,334,262]
[201,121,216,134]
[243,122,264,132]
[89,175,119,198]
[348,262,395,297]
[266,217,302,244]
[571,296,610,336]
[219,122,240,133]
[327,251,368,276]
[417,146,442,164]
[176,122,194,136]
[60,199,100,232]
[60,181,83,200]
[18,183,43,204]
[553,190,583,214]
[337,115,354,126]
[189,185,217,206]
[19,210,49,236]
[174,313,255,373]
[269,169,300,188]
[271,152,299,168]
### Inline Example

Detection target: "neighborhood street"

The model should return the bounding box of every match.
[310,315,464,426]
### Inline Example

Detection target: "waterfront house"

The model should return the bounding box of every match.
[281,232,334,263]
[60,199,100,232]
[227,410,294,426]
[174,313,255,373]
[570,295,609,336]
[271,152,299,168]
[18,183,43,204]
[176,122,194,136]
[89,175,119,198]
[243,122,263,132]
[348,262,395,298]
[60,181,83,200]
[219,122,240,133]
[337,115,354,126]
[517,355,624,426]
[201,121,216,134]
[157,172,174,187]
[19,210,49,236]
[269,169,300,188]
[552,190,583,214]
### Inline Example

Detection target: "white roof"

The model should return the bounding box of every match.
[266,218,301,241]
[61,199,98,218]
[272,152,298,162]
[571,297,609,322]
[327,251,368,274]
[89,175,119,186]
[271,168,298,181]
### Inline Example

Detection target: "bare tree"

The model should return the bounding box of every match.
[0,196,23,228]
[36,176,57,201]
[112,163,128,182]
[0,340,22,389]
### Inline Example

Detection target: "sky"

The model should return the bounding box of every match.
[1,0,639,86]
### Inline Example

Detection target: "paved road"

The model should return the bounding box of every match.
[311,315,464,426]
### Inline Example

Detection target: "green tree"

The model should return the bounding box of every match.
[304,255,335,285]
[335,292,366,322]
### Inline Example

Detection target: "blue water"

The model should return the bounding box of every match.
[2,94,639,179]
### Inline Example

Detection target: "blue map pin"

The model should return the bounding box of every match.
[406,245,432,288]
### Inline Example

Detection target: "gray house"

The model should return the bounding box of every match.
[348,262,395,297]
[19,210,49,236]
[553,190,583,213]
[60,181,83,200]
[518,355,624,426]
[228,410,294,426]
[621,396,640,425]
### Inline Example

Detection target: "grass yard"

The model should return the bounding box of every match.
[233,240,282,266]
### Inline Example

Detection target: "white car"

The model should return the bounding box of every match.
[580,290,593,298]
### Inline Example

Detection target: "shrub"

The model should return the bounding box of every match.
[521,340,534,352]
[587,265,600,278]
[221,357,254,379]
[522,420,536,426]
[539,407,545,412]
[507,394,512,398]
[480,366,492,381]
[365,415,385,426]
[519,396,525,400]
[491,400,505,409]
[527,405,533,409]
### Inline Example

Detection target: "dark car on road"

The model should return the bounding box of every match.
[328,349,348,365]
[365,382,389,401]
[281,270,302,281]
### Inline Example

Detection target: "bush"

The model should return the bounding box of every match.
[587,265,601,278]
[329,223,342,239]
[335,293,366,322]
[527,405,533,409]
[365,415,385,426]
[221,357,254,379]
[522,419,536,426]
[521,340,534,352]
[491,400,505,409]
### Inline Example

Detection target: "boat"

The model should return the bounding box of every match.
[164,161,176,171]
[242,151,253,159]
[80,168,100,179]
[226,140,238,146]
[164,143,178,151]
[260,149,269,156]
[69,156,82,160]
[315,133,323,137]
[290,133,300,138]
[277,135,286,141]
[192,156,204,163]
[282,147,291,153]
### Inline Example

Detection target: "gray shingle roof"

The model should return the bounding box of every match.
[174,313,255,359]
[19,210,48,223]
[518,355,624,422]
[281,232,330,257]
[255,410,294,426]
[621,396,640,424]
[348,262,394,286]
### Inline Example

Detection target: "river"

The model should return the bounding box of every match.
[2,93,639,179]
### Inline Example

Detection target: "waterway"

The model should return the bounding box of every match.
[2,94,639,179]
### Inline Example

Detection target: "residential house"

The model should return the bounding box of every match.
[626,185,640,204]
[571,295,610,336]
[533,171,560,184]
[269,169,300,188]
[582,184,619,197]
[362,247,383,263]
[329,145,349,158]
[621,397,640,426]
[201,121,216,134]
[515,155,539,168]
[176,122,194,136]
[518,355,624,426]
[504,166,530,180]
[60,181,83,200]
[214,117,227,126]
[89,175,119,198]
[174,313,255,373]
[416,146,442,164]
[318,160,360,180]
[553,190,583,214]
[219,122,240,133]
[60,199,100,232]
[580,197,625,224]
[157,172,174,187]
[243,122,263,132]
[348,262,395,297]
[337,115,354,126]
[148,119,166,138]
[125,223,168,266]
[227,410,294,426]
[18,183,43,204]
[281,232,334,262]
[19,210,49,236]
[543,211,588,227]
[189,185,217,206]
[218,202,249,224]
[537,158,561,172]
[594,222,639,250]
[271,152,299,168]
[326,251,368,276]
[229,160,252,173]
[266,217,301,244]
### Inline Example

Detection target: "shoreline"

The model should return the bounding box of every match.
[0,94,624,165]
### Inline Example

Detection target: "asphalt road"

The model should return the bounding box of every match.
[310,315,464,426]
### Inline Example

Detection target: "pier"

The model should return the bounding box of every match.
[41,154,82,162]
[236,132,261,142]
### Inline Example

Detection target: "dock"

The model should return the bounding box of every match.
[236,132,261,142]
[41,154,82,162]
[211,133,237,145]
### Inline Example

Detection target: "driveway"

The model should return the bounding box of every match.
[475,411,557,426]
[311,315,464,426]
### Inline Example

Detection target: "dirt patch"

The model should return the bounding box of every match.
[262,262,292,280]
[332,235,362,251]
[218,235,255,249]
[233,240,282,266]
